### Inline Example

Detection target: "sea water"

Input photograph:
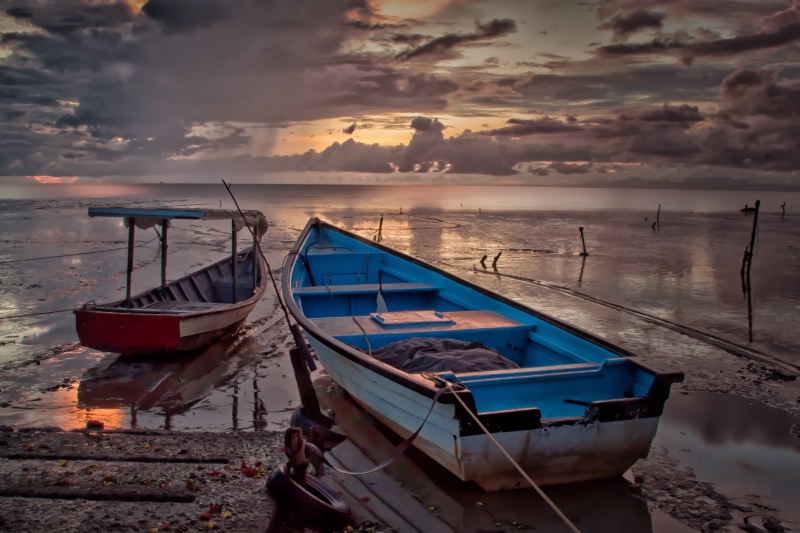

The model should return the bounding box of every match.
[1,182,799,530]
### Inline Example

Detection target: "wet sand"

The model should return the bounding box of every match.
[1,185,799,531]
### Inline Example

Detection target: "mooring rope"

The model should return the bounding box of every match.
[0,235,160,265]
[318,386,450,476]
[445,384,582,533]
[0,308,79,320]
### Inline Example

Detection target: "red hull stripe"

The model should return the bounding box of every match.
[75,310,181,354]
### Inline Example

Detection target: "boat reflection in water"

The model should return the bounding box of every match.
[314,375,689,533]
[77,338,247,429]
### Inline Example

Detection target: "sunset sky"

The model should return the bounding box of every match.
[1,0,799,187]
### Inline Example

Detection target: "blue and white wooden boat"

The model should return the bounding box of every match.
[283,217,683,491]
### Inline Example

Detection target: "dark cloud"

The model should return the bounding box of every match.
[720,68,800,117]
[636,104,704,123]
[410,116,446,133]
[142,0,230,34]
[547,162,593,174]
[4,0,135,35]
[268,137,399,173]
[598,22,800,58]
[390,33,426,44]
[317,70,458,111]
[347,19,408,31]
[54,108,117,129]
[396,18,516,61]
[597,9,664,41]
[1,0,799,184]
[595,0,788,21]
[0,0,469,177]
[513,63,725,111]
[627,127,703,156]
[761,3,800,32]
[481,117,583,136]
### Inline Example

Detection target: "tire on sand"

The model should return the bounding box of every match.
[267,463,350,531]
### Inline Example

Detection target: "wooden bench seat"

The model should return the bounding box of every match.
[313,310,520,336]
[293,282,440,296]
[142,301,230,311]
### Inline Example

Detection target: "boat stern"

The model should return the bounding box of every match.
[75,308,181,355]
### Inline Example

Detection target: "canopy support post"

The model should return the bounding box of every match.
[126,219,135,308]
[160,219,168,297]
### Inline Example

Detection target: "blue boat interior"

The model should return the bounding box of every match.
[290,224,663,420]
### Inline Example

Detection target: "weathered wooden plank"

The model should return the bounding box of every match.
[3,453,229,464]
[0,485,195,502]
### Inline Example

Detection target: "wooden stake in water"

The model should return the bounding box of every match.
[579,227,589,256]
[652,204,661,230]
[743,200,760,342]
[745,200,760,280]
[376,215,384,243]
[479,255,488,268]
[492,251,502,269]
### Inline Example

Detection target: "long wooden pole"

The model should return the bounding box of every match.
[222,180,324,422]
[252,230,258,290]
[126,219,135,308]
[231,219,238,303]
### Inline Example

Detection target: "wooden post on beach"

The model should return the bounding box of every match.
[480,255,488,268]
[579,227,589,256]
[377,215,384,242]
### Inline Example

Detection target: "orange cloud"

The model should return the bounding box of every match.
[124,0,148,14]
[28,175,80,184]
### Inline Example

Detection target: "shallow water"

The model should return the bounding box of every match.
[1,182,799,531]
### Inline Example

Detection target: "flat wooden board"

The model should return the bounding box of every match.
[370,310,454,328]
[313,310,523,337]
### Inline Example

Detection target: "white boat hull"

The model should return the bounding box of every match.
[307,335,660,491]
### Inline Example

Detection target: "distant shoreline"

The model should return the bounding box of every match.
[2,179,800,192]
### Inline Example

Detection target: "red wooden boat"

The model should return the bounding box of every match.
[74,207,268,355]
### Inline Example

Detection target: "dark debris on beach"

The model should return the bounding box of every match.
[0,427,285,532]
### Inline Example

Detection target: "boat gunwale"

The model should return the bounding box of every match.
[76,247,267,315]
